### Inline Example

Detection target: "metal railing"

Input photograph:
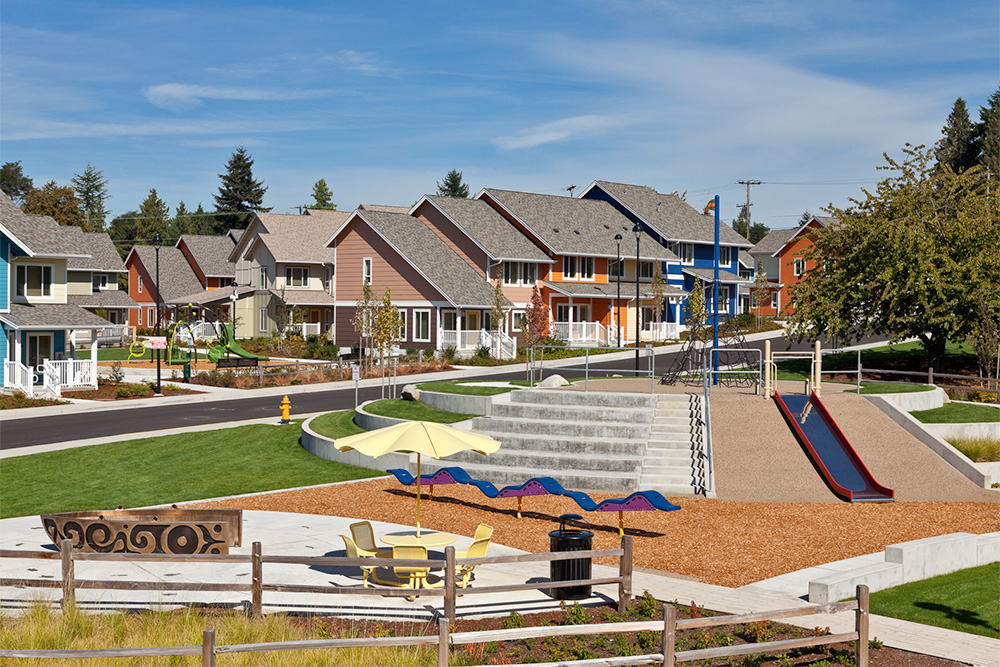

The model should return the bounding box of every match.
[708,347,763,395]
[3,360,35,397]
[700,360,714,496]
[529,345,657,393]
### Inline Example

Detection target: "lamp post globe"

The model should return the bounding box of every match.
[633,224,641,371]
[614,233,622,348]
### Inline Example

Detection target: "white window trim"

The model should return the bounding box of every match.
[680,243,694,265]
[15,263,55,301]
[719,285,731,312]
[137,274,142,293]
[719,246,731,266]
[638,260,654,280]
[137,307,142,327]
[793,258,805,277]
[771,290,779,310]
[93,273,109,291]
[259,307,268,333]
[397,308,407,341]
[521,262,537,286]
[259,266,268,289]
[562,256,577,281]
[609,259,625,279]
[511,309,525,332]
[286,266,309,288]
[579,256,595,282]
[502,261,520,287]
[413,309,431,342]
[147,307,156,329]
[363,257,373,285]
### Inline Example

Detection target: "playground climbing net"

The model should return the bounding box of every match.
[660,318,758,387]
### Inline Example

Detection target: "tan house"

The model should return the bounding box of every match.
[66,231,137,344]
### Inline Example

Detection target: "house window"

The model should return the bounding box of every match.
[259,267,267,289]
[16,264,53,298]
[609,259,625,279]
[580,257,595,280]
[324,267,332,291]
[521,263,536,285]
[286,266,308,287]
[137,275,142,293]
[719,286,731,312]
[562,256,577,280]
[137,308,142,327]
[511,309,525,332]
[793,258,806,277]
[641,306,654,331]
[147,307,156,329]
[442,310,458,331]
[413,310,431,342]
[92,274,108,290]
[639,261,654,280]
[503,261,520,286]
[719,247,732,266]
[259,307,268,332]
[397,308,407,341]
[363,258,372,284]
[771,291,779,310]
[678,243,694,264]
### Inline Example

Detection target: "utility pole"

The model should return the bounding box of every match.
[565,185,577,197]
[736,180,761,238]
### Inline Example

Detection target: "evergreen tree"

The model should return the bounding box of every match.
[213,146,270,229]
[976,85,1000,181]
[935,98,978,173]
[799,209,813,224]
[71,162,111,231]
[108,211,142,259]
[173,201,192,236]
[23,181,87,229]
[732,205,750,239]
[748,222,771,244]
[0,161,34,204]
[310,178,337,209]
[139,188,170,240]
[436,169,470,198]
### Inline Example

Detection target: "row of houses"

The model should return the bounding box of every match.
[2,181,825,394]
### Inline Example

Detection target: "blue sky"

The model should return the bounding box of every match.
[2,0,997,230]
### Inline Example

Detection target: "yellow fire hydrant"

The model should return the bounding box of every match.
[279,395,291,424]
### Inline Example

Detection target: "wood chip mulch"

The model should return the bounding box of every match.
[192,477,999,588]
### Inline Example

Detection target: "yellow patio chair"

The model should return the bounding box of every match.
[350,521,390,558]
[473,523,493,541]
[455,536,491,589]
[341,534,383,588]
[393,545,442,600]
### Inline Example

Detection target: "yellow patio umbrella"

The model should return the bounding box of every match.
[335,421,501,536]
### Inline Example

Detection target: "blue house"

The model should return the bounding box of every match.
[1,191,110,396]
[580,181,753,327]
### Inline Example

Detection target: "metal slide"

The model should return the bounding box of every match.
[774,392,894,502]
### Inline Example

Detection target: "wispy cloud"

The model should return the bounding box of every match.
[492,114,624,149]
[321,50,383,75]
[142,83,334,112]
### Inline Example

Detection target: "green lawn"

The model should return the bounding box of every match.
[0,419,383,519]
[308,409,366,439]
[363,399,479,423]
[416,381,516,396]
[869,563,999,638]
[911,402,1000,424]
[858,382,935,394]
[774,339,978,381]
[75,348,192,363]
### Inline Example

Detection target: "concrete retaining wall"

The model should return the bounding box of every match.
[809,532,999,603]
[865,395,990,487]
[301,414,410,473]
[875,386,944,411]
[353,401,408,431]
[417,390,498,417]
[923,421,1000,441]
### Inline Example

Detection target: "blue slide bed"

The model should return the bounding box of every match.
[774,392,894,502]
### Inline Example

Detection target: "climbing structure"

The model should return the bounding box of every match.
[661,317,757,387]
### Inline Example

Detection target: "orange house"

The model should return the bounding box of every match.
[125,246,201,330]
[748,216,830,317]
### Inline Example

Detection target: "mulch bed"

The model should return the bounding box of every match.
[62,381,200,401]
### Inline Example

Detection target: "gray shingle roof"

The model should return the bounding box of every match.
[358,210,505,308]
[130,245,203,301]
[681,267,751,283]
[480,189,677,261]
[589,181,752,248]
[246,210,349,263]
[270,289,337,306]
[738,250,754,267]
[67,291,139,309]
[424,195,551,263]
[0,190,88,258]
[357,204,410,213]
[178,234,236,277]
[169,284,256,306]
[67,232,126,272]
[0,303,112,329]
[749,228,796,255]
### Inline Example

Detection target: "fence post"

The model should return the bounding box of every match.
[662,604,675,667]
[251,541,262,617]
[618,535,633,612]
[855,584,869,667]
[295,360,300,373]
[202,627,216,667]
[444,546,456,622]
[437,616,450,667]
[928,367,934,385]
[60,538,74,610]
[258,363,263,386]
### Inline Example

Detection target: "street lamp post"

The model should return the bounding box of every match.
[614,233,622,348]
[151,232,163,395]
[230,282,238,359]
[633,224,641,371]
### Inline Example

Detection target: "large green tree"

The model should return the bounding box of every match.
[976,85,1000,181]
[436,169,470,198]
[139,189,171,240]
[108,211,142,259]
[732,205,770,244]
[1,161,34,204]
[71,162,111,231]
[22,181,87,229]
[788,144,1000,367]
[935,98,978,174]
[310,178,336,210]
[213,146,270,229]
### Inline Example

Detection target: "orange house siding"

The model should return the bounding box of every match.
[776,221,823,315]
[126,256,158,327]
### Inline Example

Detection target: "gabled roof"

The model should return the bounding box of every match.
[127,245,203,301]
[583,181,752,248]
[0,190,89,258]
[478,189,677,261]
[351,209,505,308]
[67,291,139,309]
[750,216,830,257]
[358,204,410,213]
[417,195,552,263]
[237,210,349,265]
[67,232,126,272]
[177,234,236,277]
[738,250,754,268]
[681,267,752,284]
[0,303,112,330]
[168,284,257,306]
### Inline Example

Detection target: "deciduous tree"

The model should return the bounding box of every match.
[1,161,34,205]
[23,181,87,229]
[650,265,667,341]
[489,279,509,358]
[436,169,470,198]
[108,210,142,259]
[71,162,111,230]
[520,285,550,379]
[752,263,771,330]
[311,178,336,209]
[788,144,1000,368]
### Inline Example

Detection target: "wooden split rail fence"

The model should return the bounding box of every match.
[0,583,872,667]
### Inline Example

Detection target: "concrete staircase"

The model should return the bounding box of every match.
[639,394,713,497]
[429,389,657,492]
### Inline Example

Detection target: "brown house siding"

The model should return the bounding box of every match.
[413,202,489,278]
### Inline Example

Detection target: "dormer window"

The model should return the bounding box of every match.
[16,264,53,298]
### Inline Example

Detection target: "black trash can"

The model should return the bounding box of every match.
[548,513,593,600]
[182,363,191,383]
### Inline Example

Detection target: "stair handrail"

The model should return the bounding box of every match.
[701,357,714,496]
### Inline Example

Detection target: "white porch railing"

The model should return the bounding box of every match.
[480,329,516,360]
[439,329,483,350]
[176,321,220,342]
[43,359,98,397]
[72,327,133,347]
[640,321,678,342]
[283,322,321,337]
[4,360,35,397]
[550,321,611,345]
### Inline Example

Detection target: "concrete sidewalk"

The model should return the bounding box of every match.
[2,508,995,665]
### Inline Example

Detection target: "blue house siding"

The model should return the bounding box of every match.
[1,235,9,312]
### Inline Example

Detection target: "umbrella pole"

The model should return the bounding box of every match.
[416,453,421,537]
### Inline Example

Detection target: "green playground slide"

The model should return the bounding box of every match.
[207,324,269,363]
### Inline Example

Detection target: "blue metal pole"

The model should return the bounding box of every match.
[713,194,720,386]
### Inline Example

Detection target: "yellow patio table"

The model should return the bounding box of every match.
[380,530,456,548]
